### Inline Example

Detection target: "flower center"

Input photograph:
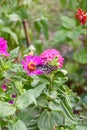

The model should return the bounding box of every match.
[28,61,36,71]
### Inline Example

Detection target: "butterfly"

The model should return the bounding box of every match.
[36,64,57,74]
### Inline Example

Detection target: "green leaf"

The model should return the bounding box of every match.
[14,81,25,94]
[40,17,48,40]
[8,120,27,130]
[33,40,44,55]
[60,0,66,6]
[55,69,68,76]
[60,69,68,75]
[30,83,46,98]
[37,97,49,108]
[31,75,49,87]
[49,100,63,112]
[34,16,48,40]
[18,105,40,130]
[51,111,64,126]
[65,62,78,74]
[67,31,80,40]
[68,0,79,10]
[0,101,16,117]
[76,124,87,130]
[53,77,68,85]
[34,21,41,33]
[48,99,76,124]
[1,27,18,44]
[61,98,76,123]
[16,83,46,110]
[9,13,21,22]
[81,0,87,10]
[9,47,20,60]
[80,28,87,35]
[70,95,80,107]
[0,19,4,25]
[53,30,67,44]
[74,49,87,64]
[83,95,87,103]
[38,110,64,130]
[61,16,76,29]
[15,87,37,110]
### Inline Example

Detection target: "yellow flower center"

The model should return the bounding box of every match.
[28,61,36,71]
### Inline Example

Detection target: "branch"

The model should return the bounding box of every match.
[22,19,31,46]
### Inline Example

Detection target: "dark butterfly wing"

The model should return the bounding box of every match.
[36,64,57,74]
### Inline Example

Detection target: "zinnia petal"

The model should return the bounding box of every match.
[40,49,64,68]
[0,37,10,57]
[22,55,43,75]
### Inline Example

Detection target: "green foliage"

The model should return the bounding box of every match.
[34,16,48,40]
[74,48,87,64]
[0,0,87,130]
[1,27,18,45]
[16,69,80,130]
[48,2,87,118]
[0,101,16,117]
[52,16,82,47]
[9,46,20,60]
[0,0,49,50]
[16,83,47,110]
[33,40,44,55]
[38,110,64,130]
[8,120,27,130]
[0,44,82,129]
[61,16,76,29]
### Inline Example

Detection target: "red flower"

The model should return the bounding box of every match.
[76,8,87,24]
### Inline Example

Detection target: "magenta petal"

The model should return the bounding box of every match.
[0,37,10,57]
[12,94,16,98]
[9,100,14,104]
[1,85,7,92]
[22,55,44,76]
[40,49,64,68]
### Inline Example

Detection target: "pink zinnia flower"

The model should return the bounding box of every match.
[1,85,7,92]
[40,49,64,68]
[22,55,43,75]
[76,8,87,25]
[0,37,10,56]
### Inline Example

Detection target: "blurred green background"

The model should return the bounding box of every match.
[0,0,87,116]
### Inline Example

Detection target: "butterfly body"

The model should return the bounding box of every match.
[36,64,57,74]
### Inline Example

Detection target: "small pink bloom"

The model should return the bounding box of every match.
[9,100,14,104]
[40,49,64,68]
[12,94,16,98]
[1,85,7,92]
[22,55,43,75]
[0,37,10,56]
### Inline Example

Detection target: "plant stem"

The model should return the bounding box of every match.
[49,73,54,89]
[22,19,31,46]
